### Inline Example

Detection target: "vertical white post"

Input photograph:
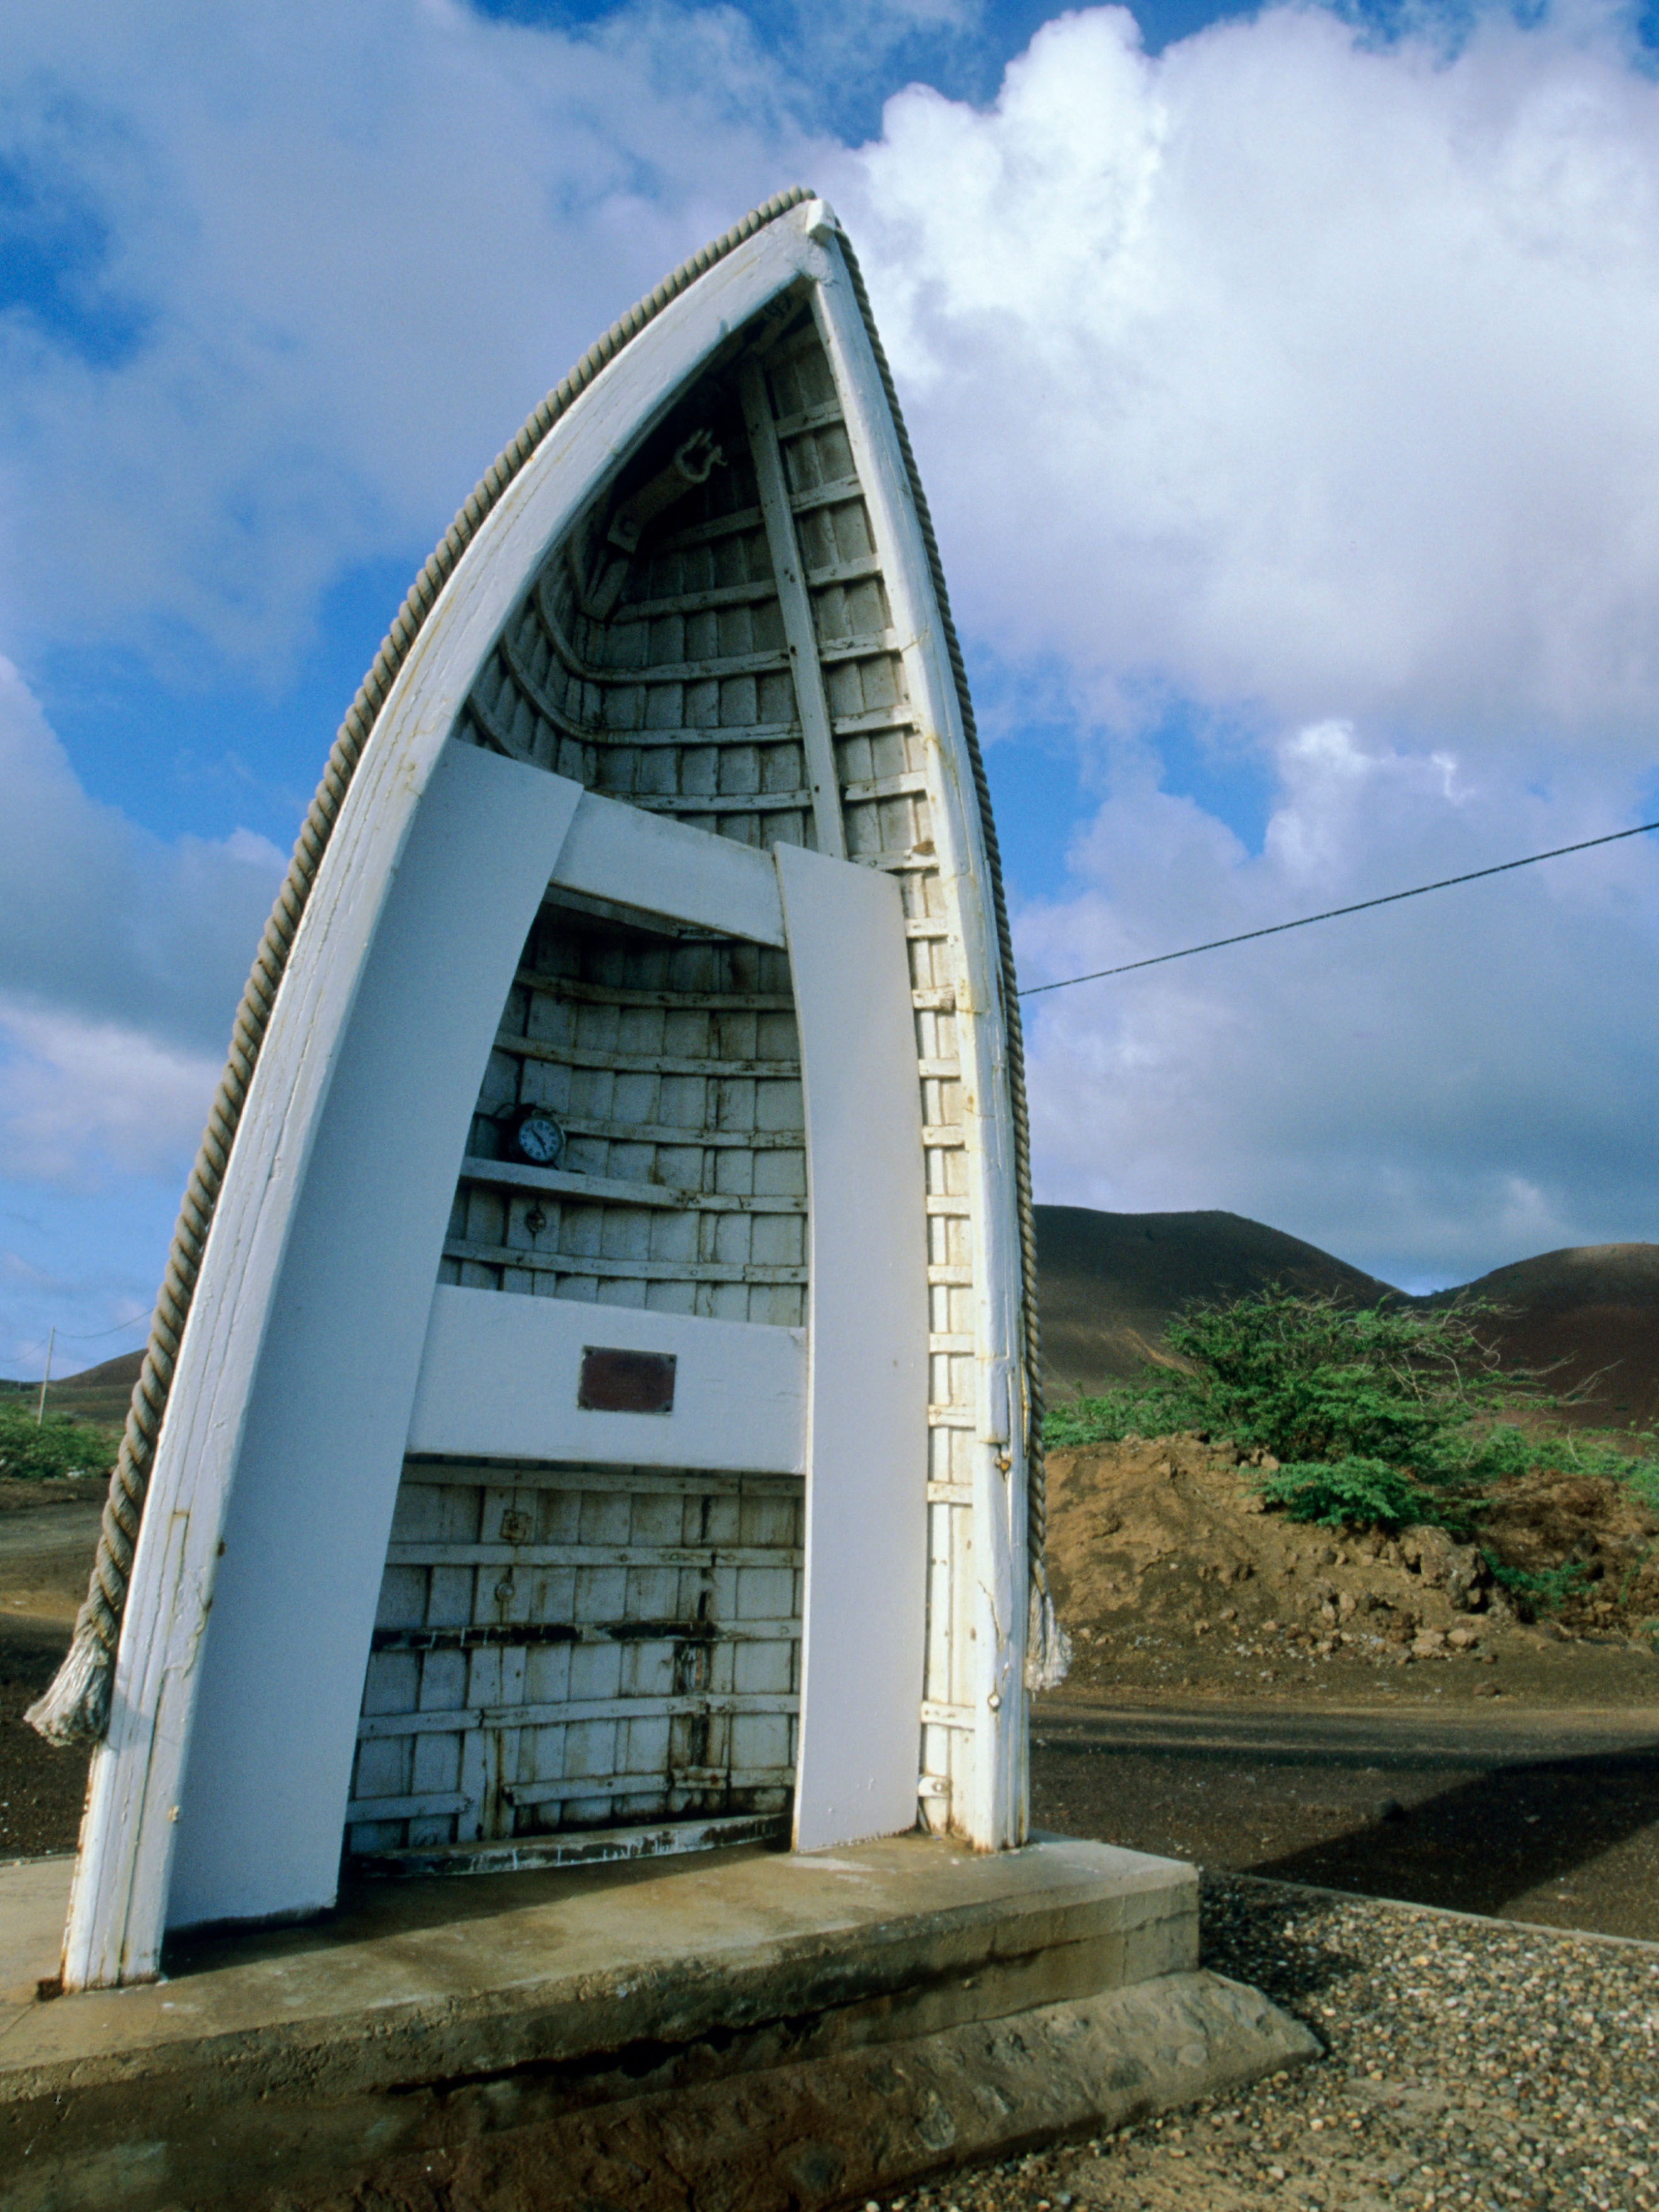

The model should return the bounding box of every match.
[36,1327,54,1426]
[778,842,929,1852]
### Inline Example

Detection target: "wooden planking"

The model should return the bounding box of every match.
[497,1033,800,1079]
[371,1616,801,1644]
[453,878,808,1331]
[653,504,765,552]
[444,249,1020,1857]
[347,1460,803,1859]
[503,1766,791,1809]
[456,1158,805,1212]
[388,1544,802,1568]
[440,1241,807,1286]
[360,1692,797,1740]
[352,1809,788,1879]
[365,249,1008,1884]
[788,472,865,515]
[739,359,846,857]
[623,790,812,817]
[552,1117,804,1151]
[521,974,793,1012]
[400,1463,800,1495]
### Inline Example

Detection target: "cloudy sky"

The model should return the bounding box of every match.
[3,0,1659,1376]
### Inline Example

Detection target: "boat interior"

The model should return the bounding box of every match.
[346,291,976,1872]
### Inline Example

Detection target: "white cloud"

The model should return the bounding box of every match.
[0,0,823,678]
[1019,725,1659,1286]
[0,654,268,1365]
[8,0,1659,1299]
[0,1000,218,1190]
[0,659,283,1056]
[845,3,1659,746]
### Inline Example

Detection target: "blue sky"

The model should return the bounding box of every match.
[5,0,1659,1375]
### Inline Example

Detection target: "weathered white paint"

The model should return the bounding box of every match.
[810,237,1031,1850]
[554,788,786,946]
[778,842,929,1853]
[130,749,580,1957]
[64,205,837,1987]
[63,196,1030,1986]
[406,1285,807,1471]
[737,360,846,862]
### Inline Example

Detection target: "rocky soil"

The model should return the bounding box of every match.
[1046,1434,1659,1706]
[863,1874,1659,2211]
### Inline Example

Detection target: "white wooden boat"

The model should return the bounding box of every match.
[33,189,1062,1991]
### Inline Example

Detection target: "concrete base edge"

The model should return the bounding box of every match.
[249,1969,1317,2212]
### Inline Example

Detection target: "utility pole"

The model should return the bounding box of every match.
[36,1326,54,1426]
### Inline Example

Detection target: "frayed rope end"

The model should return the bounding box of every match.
[1024,1586,1071,1694]
[26,1624,113,1747]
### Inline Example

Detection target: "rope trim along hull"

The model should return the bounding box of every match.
[28,187,1061,1747]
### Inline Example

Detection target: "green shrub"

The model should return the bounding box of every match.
[1044,1372,1207,1450]
[0,1400,118,1482]
[1256,1456,1441,1532]
[1480,1551,1592,1616]
[1045,1283,1659,1540]
[1163,1285,1513,1478]
[1520,1429,1659,1511]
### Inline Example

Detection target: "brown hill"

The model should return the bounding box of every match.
[1426,1244,1659,1434]
[1037,1207,1659,1437]
[13,1230,1659,1438]
[0,1349,142,1427]
[1036,1205,1396,1399]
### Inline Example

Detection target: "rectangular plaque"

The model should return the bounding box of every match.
[578,1346,678,1415]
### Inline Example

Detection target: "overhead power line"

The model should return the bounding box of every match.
[1018,818,1659,1000]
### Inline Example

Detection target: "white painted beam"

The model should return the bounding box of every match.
[66,746,583,1979]
[407,1287,806,1472]
[779,842,929,1853]
[552,788,786,944]
[808,228,1031,1850]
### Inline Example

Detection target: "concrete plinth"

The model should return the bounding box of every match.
[0,1835,1315,2209]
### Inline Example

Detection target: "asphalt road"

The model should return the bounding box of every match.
[1031,1695,1659,1940]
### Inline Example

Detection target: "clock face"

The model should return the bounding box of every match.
[514,1112,564,1167]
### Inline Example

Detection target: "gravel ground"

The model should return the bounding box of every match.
[874,1874,1659,2212]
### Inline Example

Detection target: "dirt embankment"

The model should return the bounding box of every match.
[1047,1434,1659,1704]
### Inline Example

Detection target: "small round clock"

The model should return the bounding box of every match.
[501,1105,565,1168]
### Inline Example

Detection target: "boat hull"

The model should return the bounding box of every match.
[55,194,1038,1990]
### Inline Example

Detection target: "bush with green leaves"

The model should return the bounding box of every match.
[1161,1286,1516,1476]
[0,1399,119,1482]
[1480,1551,1593,1612]
[1255,1456,1444,1532]
[1044,1371,1207,1451]
[1044,1283,1656,1533]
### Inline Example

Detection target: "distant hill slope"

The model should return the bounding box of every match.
[1036,1205,1397,1400]
[0,1348,143,1427]
[13,1228,1659,1437]
[1037,1208,1659,1434]
[1424,1243,1659,1433]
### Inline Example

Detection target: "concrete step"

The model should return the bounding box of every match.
[0,1833,1314,2208]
